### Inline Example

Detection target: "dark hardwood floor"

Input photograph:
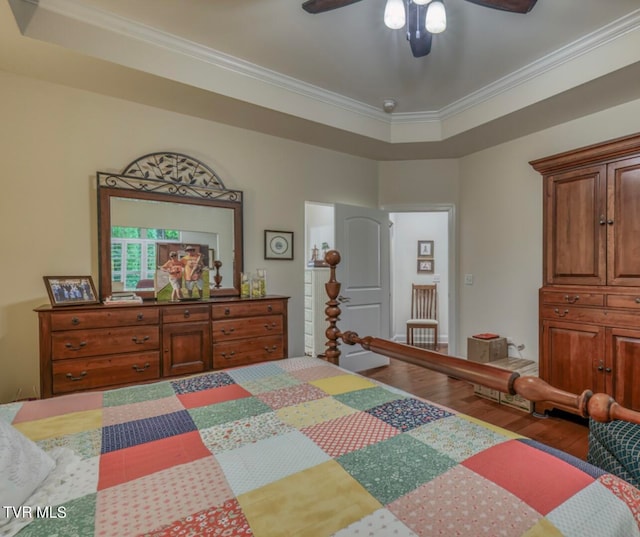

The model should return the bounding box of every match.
[359,353,590,460]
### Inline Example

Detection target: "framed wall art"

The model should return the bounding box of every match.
[264,230,294,260]
[417,259,434,274]
[43,276,100,307]
[417,240,434,258]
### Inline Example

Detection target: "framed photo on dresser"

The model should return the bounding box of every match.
[43,275,99,307]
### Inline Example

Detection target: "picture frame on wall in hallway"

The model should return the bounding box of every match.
[418,240,433,257]
[417,259,434,274]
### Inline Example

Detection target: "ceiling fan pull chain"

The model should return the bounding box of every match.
[415,3,421,39]
[406,0,411,41]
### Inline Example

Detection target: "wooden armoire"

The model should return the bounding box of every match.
[530,133,640,415]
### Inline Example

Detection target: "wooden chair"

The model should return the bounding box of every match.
[406,284,438,349]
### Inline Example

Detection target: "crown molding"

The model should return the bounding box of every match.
[26,0,389,124]
[20,0,640,130]
[440,8,640,120]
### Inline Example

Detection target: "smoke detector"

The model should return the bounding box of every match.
[382,99,397,113]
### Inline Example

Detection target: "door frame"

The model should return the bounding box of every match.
[382,203,458,355]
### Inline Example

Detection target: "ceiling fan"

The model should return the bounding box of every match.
[302,0,538,58]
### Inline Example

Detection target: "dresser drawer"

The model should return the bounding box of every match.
[162,305,210,323]
[540,291,604,307]
[52,352,160,394]
[305,321,314,336]
[51,308,160,331]
[305,334,314,350]
[212,315,283,342]
[606,293,640,310]
[213,335,284,367]
[52,326,159,359]
[211,300,284,319]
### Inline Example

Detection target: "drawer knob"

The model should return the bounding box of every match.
[553,308,569,317]
[221,351,236,359]
[132,335,150,344]
[267,304,273,312]
[564,295,579,304]
[221,328,235,335]
[184,310,191,318]
[71,317,80,325]
[605,367,612,373]
[635,298,640,304]
[65,341,87,351]
[132,362,150,373]
[66,371,87,381]
[264,322,276,331]
[137,313,144,321]
[598,360,604,372]
[264,345,278,353]
[224,308,231,316]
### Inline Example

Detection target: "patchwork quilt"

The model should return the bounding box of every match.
[2,356,640,536]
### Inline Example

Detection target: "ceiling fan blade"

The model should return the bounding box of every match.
[464,0,537,14]
[302,0,363,14]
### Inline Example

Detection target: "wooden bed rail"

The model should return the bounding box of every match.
[323,250,640,425]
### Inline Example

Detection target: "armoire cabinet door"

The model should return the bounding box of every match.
[607,327,640,411]
[541,320,604,395]
[607,156,640,286]
[544,165,607,285]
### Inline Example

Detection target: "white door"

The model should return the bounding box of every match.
[334,203,390,371]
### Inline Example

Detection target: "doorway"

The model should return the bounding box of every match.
[389,209,453,352]
[304,202,456,358]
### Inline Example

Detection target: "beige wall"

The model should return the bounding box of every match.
[4,66,640,403]
[378,159,460,206]
[379,99,640,362]
[457,99,640,362]
[0,70,378,403]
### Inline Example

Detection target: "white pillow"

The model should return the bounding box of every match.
[0,420,55,523]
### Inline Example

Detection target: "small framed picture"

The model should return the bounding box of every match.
[265,230,294,260]
[417,259,434,274]
[43,276,100,307]
[418,240,434,258]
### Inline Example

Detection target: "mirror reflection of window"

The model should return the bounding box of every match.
[111,226,181,291]
[109,197,233,294]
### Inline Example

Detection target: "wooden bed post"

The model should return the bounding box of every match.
[323,249,640,425]
[324,250,342,365]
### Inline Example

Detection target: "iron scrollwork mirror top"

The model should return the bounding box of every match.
[98,152,243,300]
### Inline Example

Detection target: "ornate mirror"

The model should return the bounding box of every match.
[97,152,243,300]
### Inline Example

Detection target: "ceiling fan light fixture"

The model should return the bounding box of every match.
[384,0,406,29]
[425,0,446,33]
[413,0,432,5]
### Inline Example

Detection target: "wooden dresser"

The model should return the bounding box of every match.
[531,133,640,414]
[36,296,288,398]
